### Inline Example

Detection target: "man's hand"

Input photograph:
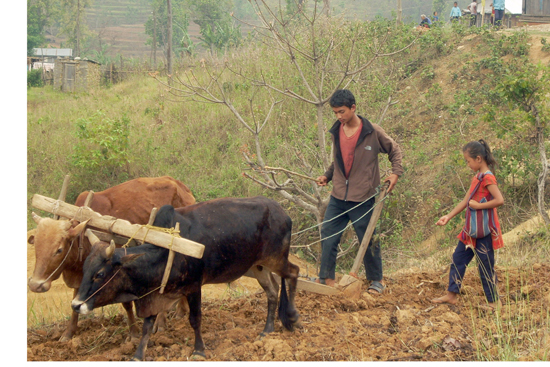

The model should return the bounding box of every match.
[316,175,328,186]
[384,173,399,192]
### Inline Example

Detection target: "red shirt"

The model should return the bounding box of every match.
[339,122,362,178]
[458,172,504,249]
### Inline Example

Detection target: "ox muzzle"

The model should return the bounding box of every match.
[28,277,52,293]
[71,298,92,315]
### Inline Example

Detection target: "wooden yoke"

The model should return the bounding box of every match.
[31,194,204,259]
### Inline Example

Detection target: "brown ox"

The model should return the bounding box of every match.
[27,176,194,341]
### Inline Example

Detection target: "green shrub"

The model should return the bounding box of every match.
[70,110,131,189]
[27,69,44,88]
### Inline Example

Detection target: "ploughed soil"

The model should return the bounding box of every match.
[27,252,550,361]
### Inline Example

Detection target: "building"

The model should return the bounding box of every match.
[53,58,101,93]
[31,48,73,72]
[520,0,550,24]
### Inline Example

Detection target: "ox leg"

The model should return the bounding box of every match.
[153,297,189,334]
[176,296,190,318]
[276,261,300,330]
[251,266,279,336]
[122,302,140,340]
[60,289,80,342]
[132,315,157,361]
[153,311,166,334]
[187,291,206,358]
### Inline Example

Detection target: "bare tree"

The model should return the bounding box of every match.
[155,1,416,227]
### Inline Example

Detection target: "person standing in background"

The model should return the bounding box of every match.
[450,2,462,22]
[468,0,478,27]
[493,0,505,27]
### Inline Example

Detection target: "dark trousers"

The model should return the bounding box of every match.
[318,196,382,281]
[494,9,504,26]
[469,14,477,27]
[448,235,499,303]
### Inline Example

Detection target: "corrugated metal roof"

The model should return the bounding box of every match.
[32,48,73,57]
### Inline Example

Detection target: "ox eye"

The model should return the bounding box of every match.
[55,248,63,255]
[95,271,105,280]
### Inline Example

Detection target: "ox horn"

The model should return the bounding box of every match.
[105,240,116,259]
[84,229,101,245]
[31,212,42,224]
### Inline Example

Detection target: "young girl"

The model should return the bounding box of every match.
[432,140,504,310]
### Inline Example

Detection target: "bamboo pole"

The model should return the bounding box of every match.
[160,222,178,294]
[31,194,204,259]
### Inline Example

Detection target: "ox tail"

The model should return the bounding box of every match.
[277,277,294,331]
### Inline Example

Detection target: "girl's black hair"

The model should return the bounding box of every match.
[463,139,497,171]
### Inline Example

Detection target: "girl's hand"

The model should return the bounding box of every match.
[436,215,450,226]
[468,200,481,209]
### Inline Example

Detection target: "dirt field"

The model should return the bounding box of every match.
[27,244,550,361]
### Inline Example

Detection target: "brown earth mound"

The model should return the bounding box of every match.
[27,261,550,361]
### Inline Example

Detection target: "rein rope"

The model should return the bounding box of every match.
[42,237,77,284]
[82,268,122,304]
[81,224,180,302]
[290,184,390,249]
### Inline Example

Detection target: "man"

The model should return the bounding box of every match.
[493,0,505,27]
[468,0,478,27]
[450,1,462,22]
[315,90,403,294]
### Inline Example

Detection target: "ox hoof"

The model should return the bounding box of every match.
[58,333,73,343]
[125,335,140,344]
[189,351,206,361]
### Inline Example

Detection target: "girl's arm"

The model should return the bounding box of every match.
[436,190,470,226]
[468,184,504,210]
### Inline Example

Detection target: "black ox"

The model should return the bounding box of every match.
[71,196,300,360]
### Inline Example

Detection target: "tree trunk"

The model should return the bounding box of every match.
[323,0,331,17]
[533,105,550,225]
[397,0,402,25]
[167,0,173,79]
[317,103,329,170]
[153,7,157,69]
[76,0,81,57]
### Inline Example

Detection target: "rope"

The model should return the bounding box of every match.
[290,193,390,249]
[81,224,181,303]
[82,268,121,304]
[52,200,61,217]
[292,184,383,237]
[42,237,76,284]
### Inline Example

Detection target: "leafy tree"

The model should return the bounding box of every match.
[145,0,194,60]
[187,0,241,53]
[27,0,56,55]
[56,0,93,57]
[486,62,550,225]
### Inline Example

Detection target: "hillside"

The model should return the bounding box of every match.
[26,22,550,361]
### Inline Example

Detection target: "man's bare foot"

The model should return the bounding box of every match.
[431,291,458,305]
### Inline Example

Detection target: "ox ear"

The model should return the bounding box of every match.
[28,235,35,245]
[67,219,91,238]
[104,240,116,259]
[31,212,42,225]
